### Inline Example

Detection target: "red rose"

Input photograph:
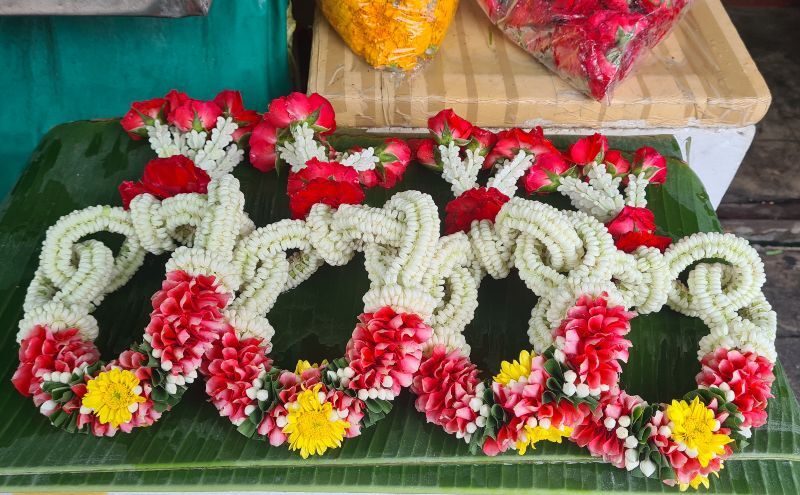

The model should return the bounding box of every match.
[168,99,223,132]
[212,90,260,144]
[411,138,439,171]
[567,133,608,166]
[615,231,672,253]
[428,109,473,146]
[287,158,365,219]
[444,187,510,235]
[632,146,667,184]
[522,151,572,194]
[467,126,497,156]
[605,206,656,238]
[603,150,630,176]
[120,98,167,140]
[248,119,279,173]
[266,92,336,135]
[360,138,412,189]
[485,127,558,169]
[164,89,189,110]
[118,155,211,209]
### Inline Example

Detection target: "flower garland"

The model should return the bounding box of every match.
[13,96,778,488]
[410,110,777,491]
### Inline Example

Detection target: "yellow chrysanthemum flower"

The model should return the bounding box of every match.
[679,473,715,491]
[283,383,349,458]
[516,424,573,455]
[494,350,534,386]
[295,359,328,375]
[667,397,733,468]
[81,368,146,428]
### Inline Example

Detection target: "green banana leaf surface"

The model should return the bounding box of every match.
[0,121,797,493]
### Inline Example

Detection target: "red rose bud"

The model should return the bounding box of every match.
[485,127,559,169]
[410,138,440,171]
[632,146,667,184]
[168,99,223,132]
[466,126,497,156]
[444,187,510,235]
[119,155,210,209]
[212,89,246,117]
[615,231,672,253]
[164,89,189,110]
[603,149,631,177]
[120,98,167,140]
[605,206,656,238]
[286,158,365,219]
[213,89,260,143]
[266,92,336,135]
[427,109,473,146]
[248,119,279,173]
[567,133,609,166]
[522,152,572,194]
[373,138,412,189]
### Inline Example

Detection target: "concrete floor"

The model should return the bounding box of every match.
[719,7,800,397]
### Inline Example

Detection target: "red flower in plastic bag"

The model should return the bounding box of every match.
[286,158,365,219]
[249,118,280,173]
[567,133,609,166]
[696,348,775,429]
[412,345,482,436]
[359,138,412,189]
[119,155,211,209]
[168,99,223,132]
[605,206,656,238]
[522,151,571,194]
[121,98,167,140]
[345,307,432,398]
[428,109,473,146]
[632,146,668,184]
[485,127,558,169]
[266,92,336,135]
[12,326,99,396]
[444,187,510,235]
[202,329,271,426]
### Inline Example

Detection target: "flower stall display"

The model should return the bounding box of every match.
[319,0,460,71]
[475,0,694,100]
[12,95,778,491]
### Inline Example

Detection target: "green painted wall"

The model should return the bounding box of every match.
[0,0,292,200]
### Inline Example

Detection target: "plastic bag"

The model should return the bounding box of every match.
[476,0,693,100]
[320,0,460,72]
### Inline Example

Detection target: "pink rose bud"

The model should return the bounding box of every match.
[266,92,336,135]
[248,119,279,173]
[467,126,497,156]
[567,133,609,166]
[120,98,167,140]
[168,99,223,132]
[522,152,572,194]
[632,146,667,184]
[603,149,631,177]
[427,109,473,146]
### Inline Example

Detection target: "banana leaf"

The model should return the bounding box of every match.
[0,121,797,493]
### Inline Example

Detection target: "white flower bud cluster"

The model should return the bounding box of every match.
[439,143,483,197]
[624,173,649,208]
[147,117,243,179]
[486,151,534,198]
[558,164,625,223]
[338,147,378,172]
[277,123,328,172]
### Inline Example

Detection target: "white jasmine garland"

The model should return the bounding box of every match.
[439,142,483,197]
[338,147,379,172]
[486,150,534,198]
[558,164,625,222]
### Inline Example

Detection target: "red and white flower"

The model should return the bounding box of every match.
[286,158,365,219]
[212,89,260,144]
[119,155,211,209]
[632,146,668,184]
[428,109,473,146]
[603,149,631,177]
[358,138,412,189]
[566,133,609,166]
[121,98,167,139]
[345,307,433,401]
[168,99,223,132]
[522,150,572,194]
[696,348,775,429]
[266,92,336,135]
[485,127,558,169]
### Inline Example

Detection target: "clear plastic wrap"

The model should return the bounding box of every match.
[320,0,460,72]
[476,0,694,100]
